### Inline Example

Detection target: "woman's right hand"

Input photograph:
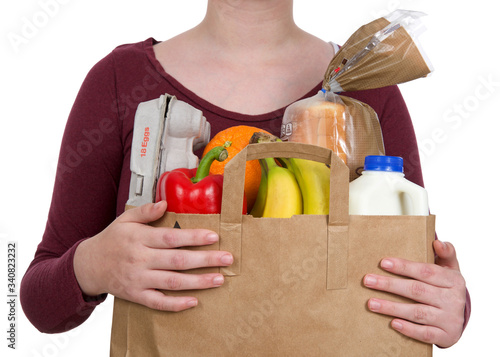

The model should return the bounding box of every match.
[73,201,233,312]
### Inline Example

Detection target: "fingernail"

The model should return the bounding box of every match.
[187,299,198,308]
[368,299,381,311]
[440,241,448,250]
[221,254,233,265]
[392,320,403,331]
[213,275,224,286]
[381,259,394,269]
[206,233,219,243]
[364,275,377,287]
[154,201,165,209]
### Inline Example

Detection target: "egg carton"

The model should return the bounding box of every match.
[127,94,210,206]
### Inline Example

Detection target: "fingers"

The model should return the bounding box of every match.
[144,225,220,249]
[366,295,464,347]
[363,273,442,307]
[367,298,447,344]
[146,271,225,291]
[91,202,236,313]
[118,201,167,224]
[141,226,233,271]
[147,249,234,271]
[364,257,466,308]
[374,257,458,288]
[389,318,451,346]
[139,289,199,312]
[433,240,460,271]
[367,298,441,327]
[364,254,467,348]
[127,272,226,312]
[122,202,221,250]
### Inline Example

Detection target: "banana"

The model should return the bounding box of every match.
[256,157,302,218]
[249,131,330,216]
[249,158,269,217]
[286,158,330,215]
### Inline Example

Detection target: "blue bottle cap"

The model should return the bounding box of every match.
[364,155,404,173]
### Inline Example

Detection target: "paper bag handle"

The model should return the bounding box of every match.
[221,142,349,224]
[220,142,350,288]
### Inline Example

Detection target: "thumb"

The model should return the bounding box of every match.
[434,239,460,271]
[118,201,167,224]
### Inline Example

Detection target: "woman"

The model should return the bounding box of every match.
[20,0,469,348]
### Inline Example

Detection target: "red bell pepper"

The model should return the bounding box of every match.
[155,142,247,214]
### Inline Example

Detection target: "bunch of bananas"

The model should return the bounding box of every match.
[249,133,331,218]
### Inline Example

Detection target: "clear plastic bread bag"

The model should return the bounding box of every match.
[281,90,385,181]
[281,10,433,181]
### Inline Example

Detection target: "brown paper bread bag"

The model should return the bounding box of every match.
[323,10,433,92]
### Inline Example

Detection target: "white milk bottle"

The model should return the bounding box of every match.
[349,156,429,215]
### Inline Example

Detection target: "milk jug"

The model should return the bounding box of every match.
[349,156,429,215]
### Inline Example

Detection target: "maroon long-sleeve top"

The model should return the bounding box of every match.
[20,38,470,334]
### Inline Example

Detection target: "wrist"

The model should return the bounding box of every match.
[73,237,105,297]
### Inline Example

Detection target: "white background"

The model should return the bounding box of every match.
[1,0,498,356]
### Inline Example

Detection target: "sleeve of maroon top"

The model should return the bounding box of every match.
[371,85,471,330]
[20,52,124,333]
[374,86,424,186]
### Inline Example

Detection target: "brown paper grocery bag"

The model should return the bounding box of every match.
[110,142,434,357]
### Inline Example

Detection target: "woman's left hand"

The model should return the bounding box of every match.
[363,239,466,348]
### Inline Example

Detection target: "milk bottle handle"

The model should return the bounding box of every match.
[394,179,429,216]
